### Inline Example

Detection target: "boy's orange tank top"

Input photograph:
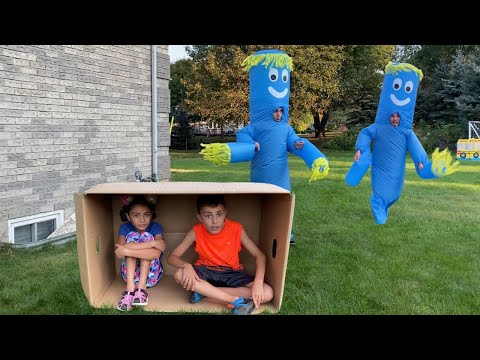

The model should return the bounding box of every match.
[193,218,243,271]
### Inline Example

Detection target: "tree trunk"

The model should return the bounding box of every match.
[313,111,321,138]
[319,111,329,137]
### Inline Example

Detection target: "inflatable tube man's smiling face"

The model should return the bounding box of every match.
[375,62,423,130]
[241,49,293,125]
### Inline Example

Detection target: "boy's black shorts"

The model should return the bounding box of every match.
[193,265,254,287]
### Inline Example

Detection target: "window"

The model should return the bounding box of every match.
[8,210,64,244]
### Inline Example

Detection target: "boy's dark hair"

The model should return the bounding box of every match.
[120,195,157,222]
[196,194,226,213]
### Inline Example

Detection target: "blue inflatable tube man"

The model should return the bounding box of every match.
[200,49,329,192]
[345,62,459,224]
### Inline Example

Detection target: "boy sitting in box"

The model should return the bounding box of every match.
[167,194,273,315]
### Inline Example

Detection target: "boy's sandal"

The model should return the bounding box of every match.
[117,291,135,312]
[132,288,148,306]
[190,291,205,303]
[230,297,255,315]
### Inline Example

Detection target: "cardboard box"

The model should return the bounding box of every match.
[74,182,295,314]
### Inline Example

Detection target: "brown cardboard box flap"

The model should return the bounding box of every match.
[84,182,291,195]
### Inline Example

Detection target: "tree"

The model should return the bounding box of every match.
[344,92,379,128]
[329,45,396,129]
[183,45,346,131]
[183,45,257,134]
[394,45,421,62]
[181,45,396,134]
[451,47,480,127]
[413,46,480,128]
[170,59,193,113]
[279,45,346,124]
[415,59,455,126]
[313,111,322,138]
[409,45,465,78]
[170,101,195,150]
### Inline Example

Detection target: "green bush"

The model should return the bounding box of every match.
[324,129,359,150]
[324,123,463,154]
[414,122,464,153]
[175,135,238,150]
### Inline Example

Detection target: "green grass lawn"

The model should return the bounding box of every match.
[1,150,479,315]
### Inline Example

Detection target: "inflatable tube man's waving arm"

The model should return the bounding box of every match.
[200,142,256,166]
[236,125,256,144]
[406,131,429,176]
[344,125,375,186]
[288,127,329,181]
[407,132,459,179]
[199,125,257,166]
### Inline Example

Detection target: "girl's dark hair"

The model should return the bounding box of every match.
[196,194,225,213]
[120,195,157,222]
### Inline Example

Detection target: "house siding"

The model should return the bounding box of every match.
[0,45,171,243]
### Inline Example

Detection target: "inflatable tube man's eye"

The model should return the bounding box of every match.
[392,78,402,91]
[282,69,288,83]
[269,68,279,82]
[405,81,413,93]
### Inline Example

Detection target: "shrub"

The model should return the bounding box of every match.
[414,122,464,153]
[324,123,463,154]
[323,129,359,150]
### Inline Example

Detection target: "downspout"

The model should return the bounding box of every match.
[151,45,159,181]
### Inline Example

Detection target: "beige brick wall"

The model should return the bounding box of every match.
[0,45,171,243]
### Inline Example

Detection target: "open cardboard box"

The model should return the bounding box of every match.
[74,182,294,314]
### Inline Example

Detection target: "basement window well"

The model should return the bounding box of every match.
[8,210,64,244]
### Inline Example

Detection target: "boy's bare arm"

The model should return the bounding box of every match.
[166,229,196,268]
[167,229,199,290]
[240,229,268,307]
[240,229,266,281]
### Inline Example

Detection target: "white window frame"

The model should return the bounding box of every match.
[8,210,64,244]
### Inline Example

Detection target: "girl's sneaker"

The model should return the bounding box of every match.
[117,291,135,312]
[132,288,148,306]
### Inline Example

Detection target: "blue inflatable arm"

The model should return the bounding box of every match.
[289,138,330,181]
[200,142,256,165]
[406,132,430,176]
[345,152,372,187]
[345,126,375,186]
[406,133,460,179]
[199,125,258,165]
[236,125,256,144]
[355,125,376,155]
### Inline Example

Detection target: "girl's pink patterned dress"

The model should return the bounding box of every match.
[120,231,163,287]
